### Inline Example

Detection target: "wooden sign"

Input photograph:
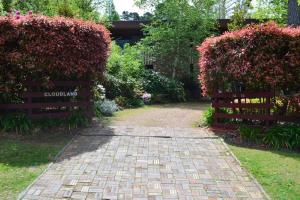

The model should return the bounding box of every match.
[44,91,78,97]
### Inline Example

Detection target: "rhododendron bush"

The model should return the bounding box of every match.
[198,23,300,97]
[0,15,110,103]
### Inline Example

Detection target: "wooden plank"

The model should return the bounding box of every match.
[212,102,272,109]
[31,112,71,119]
[0,80,92,119]
[274,115,300,122]
[215,113,274,121]
[212,123,269,130]
[0,102,89,109]
[213,92,273,99]
[24,81,91,87]
[211,91,299,129]
[212,123,239,130]
[27,86,33,118]
[22,91,90,98]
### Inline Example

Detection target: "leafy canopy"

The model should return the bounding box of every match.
[0,15,111,101]
[198,22,300,96]
[1,0,106,22]
[107,42,144,80]
[251,0,288,24]
[137,0,216,79]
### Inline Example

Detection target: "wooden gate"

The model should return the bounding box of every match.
[212,91,300,129]
[0,81,92,119]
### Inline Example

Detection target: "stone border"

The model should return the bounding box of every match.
[220,139,271,200]
[18,135,78,200]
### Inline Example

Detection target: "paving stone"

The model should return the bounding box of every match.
[20,125,267,200]
[71,191,88,199]
[62,190,73,198]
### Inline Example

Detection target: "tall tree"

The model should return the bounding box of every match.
[137,0,216,79]
[228,0,252,30]
[140,12,153,20]
[105,0,120,21]
[121,11,130,20]
[215,0,239,18]
[121,11,141,21]
[252,0,288,24]
[2,0,13,12]
[0,0,106,22]
[288,0,300,25]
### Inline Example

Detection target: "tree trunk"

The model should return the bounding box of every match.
[288,0,300,26]
[172,65,176,79]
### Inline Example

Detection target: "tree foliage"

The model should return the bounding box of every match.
[228,0,252,31]
[0,15,110,102]
[104,0,120,21]
[2,0,13,12]
[121,11,140,21]
[121,11,153,21]
[252,0,288,24]
[107,42,144,79]
[214,0,244,19]
[198,22,300,96]
[0,0,106,22]
[138,0,216,79]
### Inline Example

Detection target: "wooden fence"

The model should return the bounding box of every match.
[0,81,92,119]
[212,92,300,129]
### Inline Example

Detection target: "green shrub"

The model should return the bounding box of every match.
[105,42,186,106]
[35,110,89,130]
[102,74,143,107]
[103,74,143,99]
[114,96,144,108]
[0,16,110,105]
[32,118,64,129]
[0,110,90,134]
[107,43,144,80]
[142,70,186,102]
[105,42,145,108]
[264,124,300,150]
[67,110,90,129]
[236,124,300,150]
[239,126,263,143]
[202,106,232,126]
[198,22,300,97]
[94,99,119,116]
[124,98,144,108]
[115,96,127,108]
[0,113,31,134]
[102,74,122,99]
[203,106,215,126]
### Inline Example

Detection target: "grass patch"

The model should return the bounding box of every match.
[0,135,71,199]
[114,105,153,118]
[114,102,210,119]
[229,145,300,200]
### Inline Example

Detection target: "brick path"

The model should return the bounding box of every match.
[20,126,267,200]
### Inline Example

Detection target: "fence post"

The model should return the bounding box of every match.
[86,82,93,119]
[266,93,272,126]
[27,85,33,119]
[212,93,219,126]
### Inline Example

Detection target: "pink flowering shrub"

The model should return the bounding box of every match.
[198,22,300,97]
[0,14,111,96]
